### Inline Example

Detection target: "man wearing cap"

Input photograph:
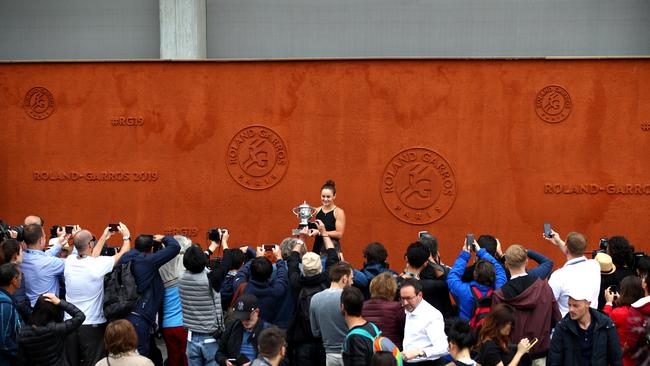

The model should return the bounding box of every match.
[216,294,271,366]
[492,244,561,366]
[545,230,601,317]
[287,227,340,366]
[548,289,622,366]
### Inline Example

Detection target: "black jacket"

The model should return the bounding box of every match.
[18,300,85,366]
[216,319,270,366]
[342,322,377,366]
[548,308,623,366]
[286,247,339,342]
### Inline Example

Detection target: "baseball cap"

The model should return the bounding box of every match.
[567,287,591,302]
[232,293,259,320]
[302,252,323,277]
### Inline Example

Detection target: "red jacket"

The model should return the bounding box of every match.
[492,277,561,358]
[625,296,650,357]
[604,304,634,366]
[362,298,405,349]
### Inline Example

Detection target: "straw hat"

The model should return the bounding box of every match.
[595,252,616,274]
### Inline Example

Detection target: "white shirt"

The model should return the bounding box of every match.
[403,299,448,362]
[64,255,115,324]
[548,256,601,317]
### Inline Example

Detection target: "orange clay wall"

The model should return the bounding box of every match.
[1,59,649,269]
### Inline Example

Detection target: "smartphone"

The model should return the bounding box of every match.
[50,225,60,238]
[65,225,74,234]
[108,223,119,232]
[528,337,539,349]
[263,244,275,252]
[466,233,474,251]
[609,285,619,293]
[543,223,552,238]
[418,231,429,239]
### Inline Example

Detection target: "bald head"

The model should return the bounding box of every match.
[24,215,43,226]
[73,230,93,253]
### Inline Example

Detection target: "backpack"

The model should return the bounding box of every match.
[295,282,327,338]
[103,261,139,321]
[343,322,403,366]
[469,286,493,332]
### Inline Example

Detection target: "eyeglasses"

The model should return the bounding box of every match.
[400,295,417,302]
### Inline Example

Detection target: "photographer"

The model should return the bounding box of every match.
[447,238,507,321]
[64,223,131,366]
[117,233,180,359]
[22,224,73,305]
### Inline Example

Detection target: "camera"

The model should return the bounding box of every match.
[108,223,119,232]
[0,221,24,242]
[208,228,226,243]
[592,237,609,258]
[599,237,608,251]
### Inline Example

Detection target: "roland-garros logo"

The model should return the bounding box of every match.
[381,147,456,225]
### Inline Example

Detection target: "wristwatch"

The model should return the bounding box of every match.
[418,350,426,358]
[123,236,130,241]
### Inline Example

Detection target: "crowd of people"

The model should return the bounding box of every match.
[0,181,649,366]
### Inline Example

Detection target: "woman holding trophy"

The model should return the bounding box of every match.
[311,179,346,254]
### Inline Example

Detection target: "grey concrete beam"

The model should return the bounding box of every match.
[160,0,206,59]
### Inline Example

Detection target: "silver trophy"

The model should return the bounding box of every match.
[292,201,317,235]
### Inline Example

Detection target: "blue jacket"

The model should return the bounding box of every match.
[234,259,290,327]
[0,289,21,364]
[526,249,553,280]
[351,263,398,299]
[118,236,180,323]
[447,248,507,320]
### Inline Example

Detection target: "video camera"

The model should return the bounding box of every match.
[591,237,608,259]
[0,221,24,242]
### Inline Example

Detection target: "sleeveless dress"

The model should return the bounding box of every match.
[312,208,340,254]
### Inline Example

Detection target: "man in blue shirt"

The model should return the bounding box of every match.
[21,224,70,305]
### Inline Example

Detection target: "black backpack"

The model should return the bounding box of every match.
[103,261,139,321]
[295,282,327,338]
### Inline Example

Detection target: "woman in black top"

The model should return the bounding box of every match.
[311,180,346,254]
[476,304,531,366]
[18,293,86,366]
[446,319,479,366]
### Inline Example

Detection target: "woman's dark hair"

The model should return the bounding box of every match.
[105,319,138,355]
[31,295,63,327]
[607,236,635,269]
[446,319,476,350]
[183,245,208,274]
[474,260,496,287]
[364,242,388,265]
[618,275,645,307]
[370,351,397,366]
[477,303,516,353]
[321,179,336,195]
[0,239,21,264]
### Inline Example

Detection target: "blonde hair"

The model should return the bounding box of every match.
[369,272,397,301]
[504,244,527,268]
